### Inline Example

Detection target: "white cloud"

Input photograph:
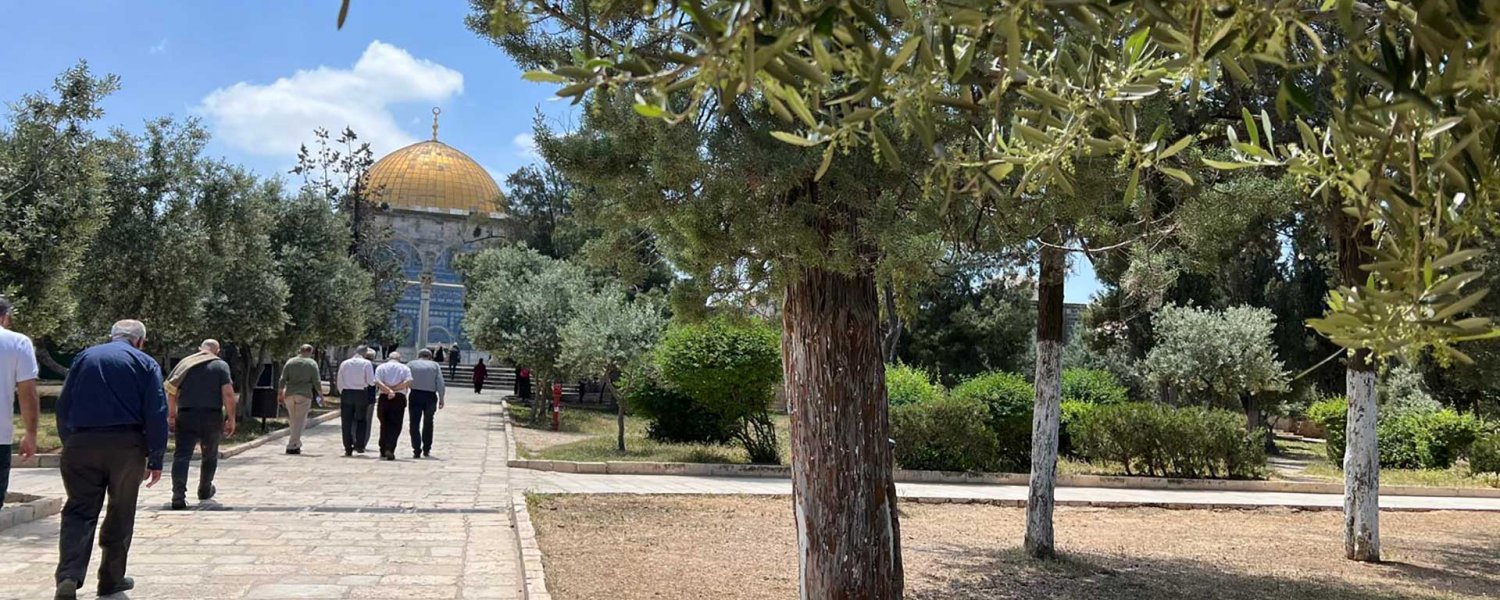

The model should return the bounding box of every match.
[149,39,168,54]
[199,40,463,160]
[512,133,540,161]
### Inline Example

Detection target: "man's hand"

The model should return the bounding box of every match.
[19,432,37,459]
[168,414,177,433]
[144,469,162,488]
[224,418,236,437]
[438,398,445,410]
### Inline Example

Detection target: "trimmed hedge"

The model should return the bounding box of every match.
[1306,396,1485,469]
[886,363,945,407]
[890,395,1001,472]
[1062,368,1129,405]
[1471,433,1500,476]
[1071,402,1265,479]
[621,365,734,444]
[951,372,1035,471]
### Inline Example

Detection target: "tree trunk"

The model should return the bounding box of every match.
[880,282,903,363]
[1026,243,1066,559]
[34,339,70,378]
[1344,352,1380,562]
[1334,212,1380,562]
[609,376,626,453]
[782,267,903,600]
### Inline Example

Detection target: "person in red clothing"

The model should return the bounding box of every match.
[472,359,489,394]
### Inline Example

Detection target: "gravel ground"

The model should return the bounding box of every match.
[530,495,1500,600]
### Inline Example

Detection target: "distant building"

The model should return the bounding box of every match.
[364,109,505,356]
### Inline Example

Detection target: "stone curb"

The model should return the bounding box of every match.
[219,410,341,459]
[0,493,63,532]
[501,400,551,600]
[10,453,61,469]
[898,496,1465,513]
[506,458,1500,499]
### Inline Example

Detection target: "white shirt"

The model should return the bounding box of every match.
[0,325,39,445]
[336,356,376,393]
[375,360,413,389]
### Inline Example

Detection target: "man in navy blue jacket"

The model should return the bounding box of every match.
[52,319,168,600]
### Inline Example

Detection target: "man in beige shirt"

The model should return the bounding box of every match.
[278,345,321,455]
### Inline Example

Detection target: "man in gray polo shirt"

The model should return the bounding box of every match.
[406,349,446,458]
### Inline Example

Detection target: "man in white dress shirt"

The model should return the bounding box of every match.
[373,352,413,461]
[335,346,377,457]
[0,297,41,509]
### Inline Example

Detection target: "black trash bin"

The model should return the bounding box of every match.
[251,386,279,432]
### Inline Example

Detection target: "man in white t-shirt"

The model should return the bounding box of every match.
[335,346,378,457]
[373,353,413,461]
[0,297,41,510]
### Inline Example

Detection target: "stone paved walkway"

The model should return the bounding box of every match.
[513,469,1500,512]
[0,389,521,600]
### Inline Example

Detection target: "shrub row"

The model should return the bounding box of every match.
[1070,403,1266,479]
[1307,397,1485,470]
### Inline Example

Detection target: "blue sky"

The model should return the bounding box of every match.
[0,0,1102,302]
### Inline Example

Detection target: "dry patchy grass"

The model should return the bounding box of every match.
[530,494,1500,600]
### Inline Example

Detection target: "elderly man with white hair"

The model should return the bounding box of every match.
[373,351,413,461]
[53,319,169,599]
[163,338,236,510]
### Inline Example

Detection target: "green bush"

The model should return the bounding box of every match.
[886,363,945,407]
[890,395,1001,472]
[1470,433,1500,476]
[1071,402,1265,479]
[951,371,1035,471]
[655,318,783,463]
[1059,400,1098,457]
[1061,368,1129,405]
[1307,396,1483,469]
[621,365,734,444]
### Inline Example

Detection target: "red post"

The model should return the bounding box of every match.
[551,382,563,432]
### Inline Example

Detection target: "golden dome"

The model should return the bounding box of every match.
[365,139,502,213]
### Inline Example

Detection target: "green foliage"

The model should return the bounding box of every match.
[655,318,783,464]
[620,364,733,444]
[1061,369,1129,405]
[0,62,116,341]
[890,395,1001,473]
[1378,363,1441,416]
[1059,400,1099,458]
[1144,305,1288,408]
[950,372,1034,471]
[270,192,373,350]
[897,277,1035,385]
[1071,403,1266,479]
[1470,434,1500,476]
[461,245,592,382]
[885,363,944,407]
[1308,396,1484,469]
[558,288,666,380]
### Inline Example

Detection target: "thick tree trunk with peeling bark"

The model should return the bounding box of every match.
[1344,353,1380,561]
[1026,244,1066,559]
[782,267,903,599]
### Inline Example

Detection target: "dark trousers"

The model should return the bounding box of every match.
[171,409,222,501]
[408,390,437,454]
[340,389,371,452]
[0,444,10,511]
[361,386,377,449]
[377,392,407,456]
[474,378,485,394]
[56,431,146,589]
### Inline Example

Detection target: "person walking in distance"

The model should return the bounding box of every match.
[473,358,489,394]
[374,352,413,461]
[407,349,446,458]
[362,348,379,451]
[514,365,531,401]
[164,339,236,510]
[335,346,377,457]
[0,297,41,511]
[447,345,462,379]
[433,344,446,366]
[53,320,168,600]
[278,344,321,455]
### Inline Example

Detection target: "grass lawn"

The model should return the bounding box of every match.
[531,494,1500,600]
[1277,437,1500,489]
[512,405,791,465]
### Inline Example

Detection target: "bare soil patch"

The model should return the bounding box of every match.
[530,495,1500,600]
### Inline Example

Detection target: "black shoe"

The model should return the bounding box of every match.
[54,578,78,599]
[170,498,187,510]
[286,448,301,455]
[423,450,431,458]
[383,453,395,461]
[356,448,367,454]
[198,484,216,501]
[345,448,354,457]
[97,576,134,597]
[414,450,423,459]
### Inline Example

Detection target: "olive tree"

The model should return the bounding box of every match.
[1144,304,1289,443]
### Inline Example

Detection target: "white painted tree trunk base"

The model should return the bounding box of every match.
[1344,367,1380,562]
[1026,338,1062,559]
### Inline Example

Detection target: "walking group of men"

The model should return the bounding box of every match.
[0,301,464,599]
[333,345,448,460]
